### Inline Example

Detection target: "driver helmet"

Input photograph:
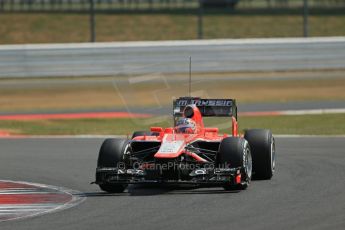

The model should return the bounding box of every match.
[175,118,196,134]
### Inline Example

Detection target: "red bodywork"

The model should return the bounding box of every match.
[132,105,238,162]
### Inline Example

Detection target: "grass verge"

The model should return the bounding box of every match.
[1,114,344,136]
[0,13,345,44]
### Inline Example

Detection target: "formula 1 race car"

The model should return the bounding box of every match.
[94,97,275,193]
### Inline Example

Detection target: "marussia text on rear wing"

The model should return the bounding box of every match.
[173,97,237,118]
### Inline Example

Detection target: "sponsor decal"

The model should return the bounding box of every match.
[176,99,232,107]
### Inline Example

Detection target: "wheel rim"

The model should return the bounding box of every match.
[271,138,276,173]
[244,147,252,181]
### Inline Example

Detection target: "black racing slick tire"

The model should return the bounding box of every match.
[96,138,129,193]
[244,129,275,180]
[217,137,252,190]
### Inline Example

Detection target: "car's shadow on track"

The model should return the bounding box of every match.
[83,184,240,197]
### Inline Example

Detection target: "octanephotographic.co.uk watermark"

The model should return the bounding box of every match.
[117,162,232,171]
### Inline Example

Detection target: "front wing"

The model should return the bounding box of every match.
[94,167,243,187]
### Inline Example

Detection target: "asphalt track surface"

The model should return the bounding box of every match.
[0,137,344,230]
[1,37,345,77]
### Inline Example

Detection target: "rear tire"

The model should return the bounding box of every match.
[217,137,252,190]
[244,129,275,180]
[96,138,129,193]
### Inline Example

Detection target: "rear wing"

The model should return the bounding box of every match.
[173,97,237,119]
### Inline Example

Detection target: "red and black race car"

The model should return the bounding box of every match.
[94,97,275,192]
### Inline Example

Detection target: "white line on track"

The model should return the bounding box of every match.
[0,191,61,195]
[0,37,344,50]
[278,108,345,115]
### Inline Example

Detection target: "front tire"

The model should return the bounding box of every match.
[99,184,126,193]
[217,137,252,190]
[244,129,275,180]
[96,138,129,193]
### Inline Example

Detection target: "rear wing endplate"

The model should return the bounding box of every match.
[173,97,237,118]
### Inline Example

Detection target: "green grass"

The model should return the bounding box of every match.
[0,13,345,44]
[1,114,344,136]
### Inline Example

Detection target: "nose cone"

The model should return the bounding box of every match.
[154,134,186,159]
